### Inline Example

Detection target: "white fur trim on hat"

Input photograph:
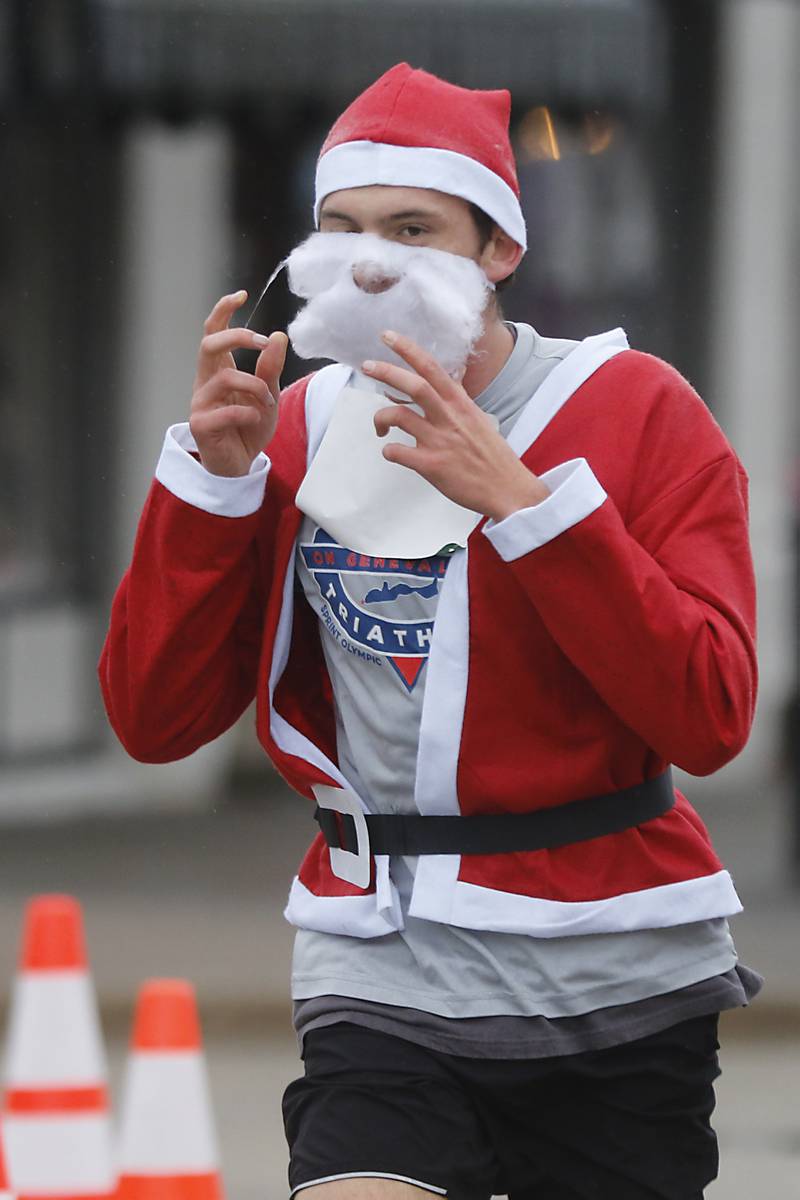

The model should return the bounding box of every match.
[315,141,527,251]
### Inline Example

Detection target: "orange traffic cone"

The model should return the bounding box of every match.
[0,1119,17,1200]
[116,980,224,1200]
[2,895,114,1198]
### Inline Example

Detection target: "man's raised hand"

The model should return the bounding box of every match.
[189,291,288,478]
[363,331,550,522]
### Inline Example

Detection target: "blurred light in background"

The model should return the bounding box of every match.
[516,107,616,163]
[517,107,563,162]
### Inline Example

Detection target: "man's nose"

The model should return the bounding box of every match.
[352,262,400,294]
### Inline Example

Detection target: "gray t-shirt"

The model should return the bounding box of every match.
[290,323,756,1057]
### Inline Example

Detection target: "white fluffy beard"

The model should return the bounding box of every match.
[286,232,492,377]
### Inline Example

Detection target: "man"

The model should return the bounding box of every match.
[100,64,760,1199]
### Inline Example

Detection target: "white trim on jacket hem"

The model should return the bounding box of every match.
[284,876,404,938]
[291,1172,447,1197]
[482,458,607,558]
[285,860,742,941]
[155,423,269,517]
[408,866,742,937]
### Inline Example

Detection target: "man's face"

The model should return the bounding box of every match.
[318,185,489,269]
[286,185,506,375]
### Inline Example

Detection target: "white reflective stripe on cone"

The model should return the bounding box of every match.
[118,1053,220,1172]
[3,1113,114,1191]
[5,974,106,1085]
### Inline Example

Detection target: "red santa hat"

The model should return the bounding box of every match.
[315,63,527,251]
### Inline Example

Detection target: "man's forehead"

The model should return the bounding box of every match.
[319,185,468,221]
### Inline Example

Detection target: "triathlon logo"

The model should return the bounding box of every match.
[300,527,451,691]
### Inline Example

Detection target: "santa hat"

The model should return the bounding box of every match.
[315,63,527,251]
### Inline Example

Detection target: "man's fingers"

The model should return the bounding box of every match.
[195,367,272,412]
[374,404,427,442]
[195,293,253,389]
[382,441,423,471]
[362,359,445,420]
[191,404,264,438]
[203,290,248,337]
[362,328,467,420]
[254,332,289,400]
[381,331,465,401]
[200,327,271,360]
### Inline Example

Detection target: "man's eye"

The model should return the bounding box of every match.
[399,225,426,238]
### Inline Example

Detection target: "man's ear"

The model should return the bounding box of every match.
[481,227,524,286]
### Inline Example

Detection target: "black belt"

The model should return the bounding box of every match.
[314,768,675,857]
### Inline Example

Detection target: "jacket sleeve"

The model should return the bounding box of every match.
[98,424,271,762]
[100,371,313,764]
[483,401,757,778]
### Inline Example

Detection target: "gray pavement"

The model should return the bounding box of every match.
[0,767,797,1195]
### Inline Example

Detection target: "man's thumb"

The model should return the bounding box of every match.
[255,331,288,395]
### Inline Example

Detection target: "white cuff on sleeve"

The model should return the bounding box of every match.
[154,423,270,517]
[483,458,607,561]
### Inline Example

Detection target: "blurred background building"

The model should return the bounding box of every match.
[0,0,797,861]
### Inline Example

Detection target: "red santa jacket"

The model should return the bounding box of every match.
[99,330,757,940]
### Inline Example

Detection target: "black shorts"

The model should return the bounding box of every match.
[282,1015,721,1199]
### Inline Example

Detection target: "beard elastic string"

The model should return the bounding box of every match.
[241,257,289,332]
